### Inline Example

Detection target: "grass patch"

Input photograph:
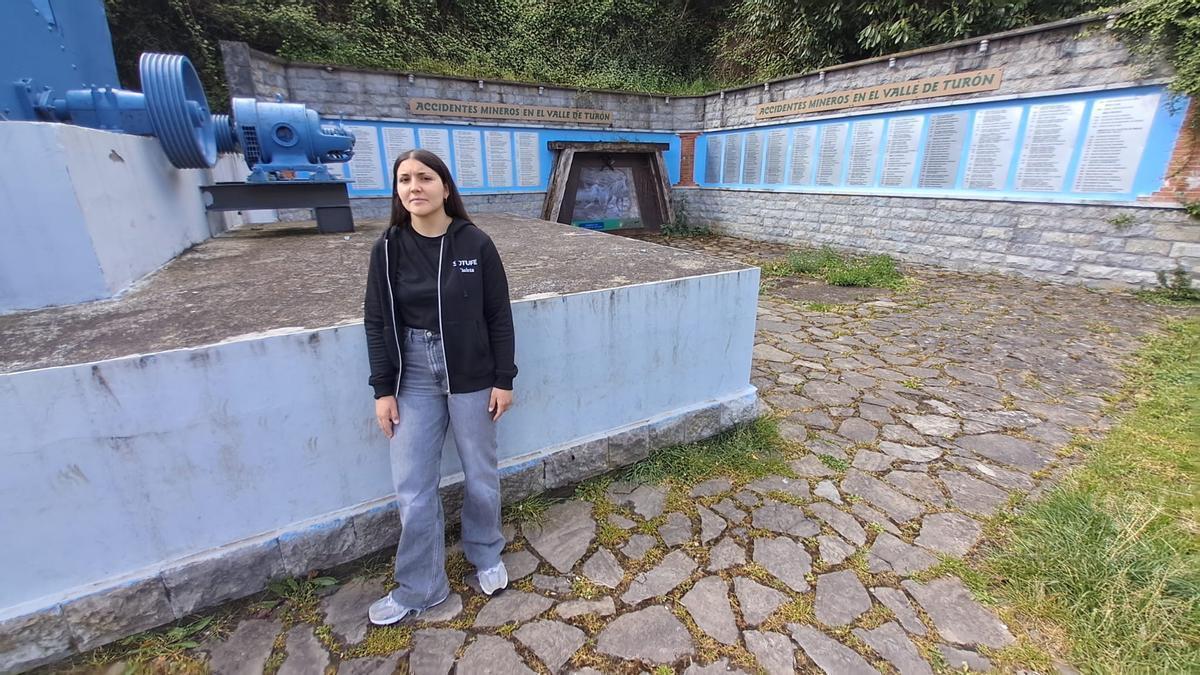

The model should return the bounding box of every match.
[350,624,413,657]
[816,454,850,473]
[620,418,793,487]
[80,617,214,674]
[267,573,338,624]
[761,596,816,632]
[570,577,606,600]
[980,319,1200,672]
[502,493,558,525]
[1136,267,1200,305]
[761,246,905,289]
[911,557,995,604]
[803,302,840,313]
[574,475,613,504]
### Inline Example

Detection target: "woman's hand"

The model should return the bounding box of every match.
[489,388,513,422]
[376,396,399,438]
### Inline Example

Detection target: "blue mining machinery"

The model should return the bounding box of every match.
[2,0,358,233]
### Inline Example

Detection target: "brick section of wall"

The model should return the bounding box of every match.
[677,132,700,186]
[680,188,1200,288]
[1150,102,1200,205]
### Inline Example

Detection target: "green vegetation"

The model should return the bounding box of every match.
[1106,213,1136,229]
[1114,0,1200,100]
[1137,266,1200,305]
[267,573,338,623]
[817,453,850,472]
[762,247,906,289]
[980,319,1200,672]
[501,493,558,525]
[715,0,1101,82]
[105,1,1104,104]
[661,195,711,238]
[621,417,793,486]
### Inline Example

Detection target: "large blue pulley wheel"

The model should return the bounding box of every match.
[139,53,216,168]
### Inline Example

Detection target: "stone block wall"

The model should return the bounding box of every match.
[681,188,1200,288]
[221,42,693,131]
[695,19,1155,129]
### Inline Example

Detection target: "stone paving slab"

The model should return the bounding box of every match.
[58,233,1194,675]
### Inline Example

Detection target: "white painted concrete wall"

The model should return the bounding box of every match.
[0,123,218,313]
[0,268,758,614]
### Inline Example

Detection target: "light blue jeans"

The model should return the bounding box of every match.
[388,327,505,608]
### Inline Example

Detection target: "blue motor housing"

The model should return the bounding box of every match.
[222,98,355,182]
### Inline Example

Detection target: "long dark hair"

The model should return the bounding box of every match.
[388,148,470,230]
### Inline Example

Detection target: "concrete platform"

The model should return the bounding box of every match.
[0,215,760,672]
[0,216,741,374]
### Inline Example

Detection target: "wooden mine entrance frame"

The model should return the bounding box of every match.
[541,141,673,232]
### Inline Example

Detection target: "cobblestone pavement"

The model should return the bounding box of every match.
[84,235,1190,674]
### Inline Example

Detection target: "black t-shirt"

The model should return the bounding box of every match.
[394,227,443,331]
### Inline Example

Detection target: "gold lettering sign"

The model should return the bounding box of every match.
[756,68,1003,120]
[409,98,613,124]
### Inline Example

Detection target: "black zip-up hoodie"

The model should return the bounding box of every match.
[364,217,517,397]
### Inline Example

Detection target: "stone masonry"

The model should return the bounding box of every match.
[680,189,1200,289]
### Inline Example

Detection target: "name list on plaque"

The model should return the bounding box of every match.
[788,127,816,184]
[815,123,848,186]
[1072,93,1160,194]
[879,116,924,188]
[963,107,1022,190]
[1015,101,1085,192]
[918,112,967,189]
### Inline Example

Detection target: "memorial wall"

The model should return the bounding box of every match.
[221,15,1200,288]
[697,86,1179,203]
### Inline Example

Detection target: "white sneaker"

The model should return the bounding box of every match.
[368,590,449,626]
[477,561,509,596]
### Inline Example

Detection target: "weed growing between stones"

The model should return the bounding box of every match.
[854,603,895,630]
[502,493,559,525]
[445,550,473,592]
[267,574,339,625]
[264,632,287,675]
[619,418,793,487]
[352,624,413,657]
[910,557,994,603]
[816,454,850,473]
[764,489,807,507]
[596,519,632,548]
[760,596,815,631]
[1106,213,1136,230]
[570,577,606,600]
[74,616,214,674]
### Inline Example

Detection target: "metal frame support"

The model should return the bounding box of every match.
[199,181,354,233]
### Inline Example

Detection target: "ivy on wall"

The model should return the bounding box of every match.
[1113,0,1200,100]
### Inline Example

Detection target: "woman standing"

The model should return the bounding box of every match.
[363,149,517,624]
